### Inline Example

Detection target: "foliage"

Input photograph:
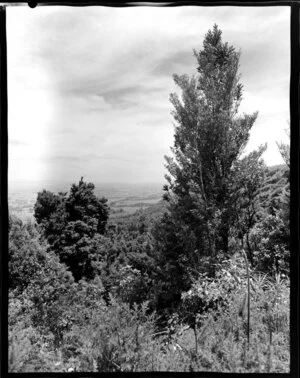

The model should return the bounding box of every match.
[34,178,109,281]
[63,298,161,372]
[164,23,258,253]
[259,164,289,214]
[65,179,109,234]
[34,190,62,225]
[8,290,65,373]
[229,146,267,264]
[22,254,75,347]
[179,253,247,326]
[152,25,265,309]
[249,213,289,276]
[109,265,152,305]
[9,262,290,373]
[171,260,289,372]
[9,216,48,292]
[8,206,290,373]
[83,221,157,307]
[249,163,289,276]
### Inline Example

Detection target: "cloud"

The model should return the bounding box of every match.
[151,49,196,78]
[99,84,157,108]
[7,6,290,183]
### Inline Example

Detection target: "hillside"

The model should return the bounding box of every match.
[108,198,167,229]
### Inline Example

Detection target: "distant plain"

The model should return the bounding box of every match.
[8,181,164,222]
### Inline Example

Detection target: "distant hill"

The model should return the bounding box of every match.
[108,199,167,229]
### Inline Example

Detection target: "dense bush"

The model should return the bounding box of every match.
[8,225,290,373]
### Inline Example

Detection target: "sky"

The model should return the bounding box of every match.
[7,5,290,185]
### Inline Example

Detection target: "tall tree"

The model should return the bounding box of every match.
[153,25,263,307]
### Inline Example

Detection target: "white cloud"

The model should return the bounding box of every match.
[7,5,290,183]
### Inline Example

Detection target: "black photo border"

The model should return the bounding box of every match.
[0,1,299,377]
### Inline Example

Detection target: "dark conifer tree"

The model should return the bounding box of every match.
[153,25,264,308]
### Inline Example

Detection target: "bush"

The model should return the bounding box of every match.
[173,258,290,372]
[63,298,161,372]
[250,214,289,276]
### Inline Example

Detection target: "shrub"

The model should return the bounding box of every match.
[175,258,290,373]
[63,298,161,372]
